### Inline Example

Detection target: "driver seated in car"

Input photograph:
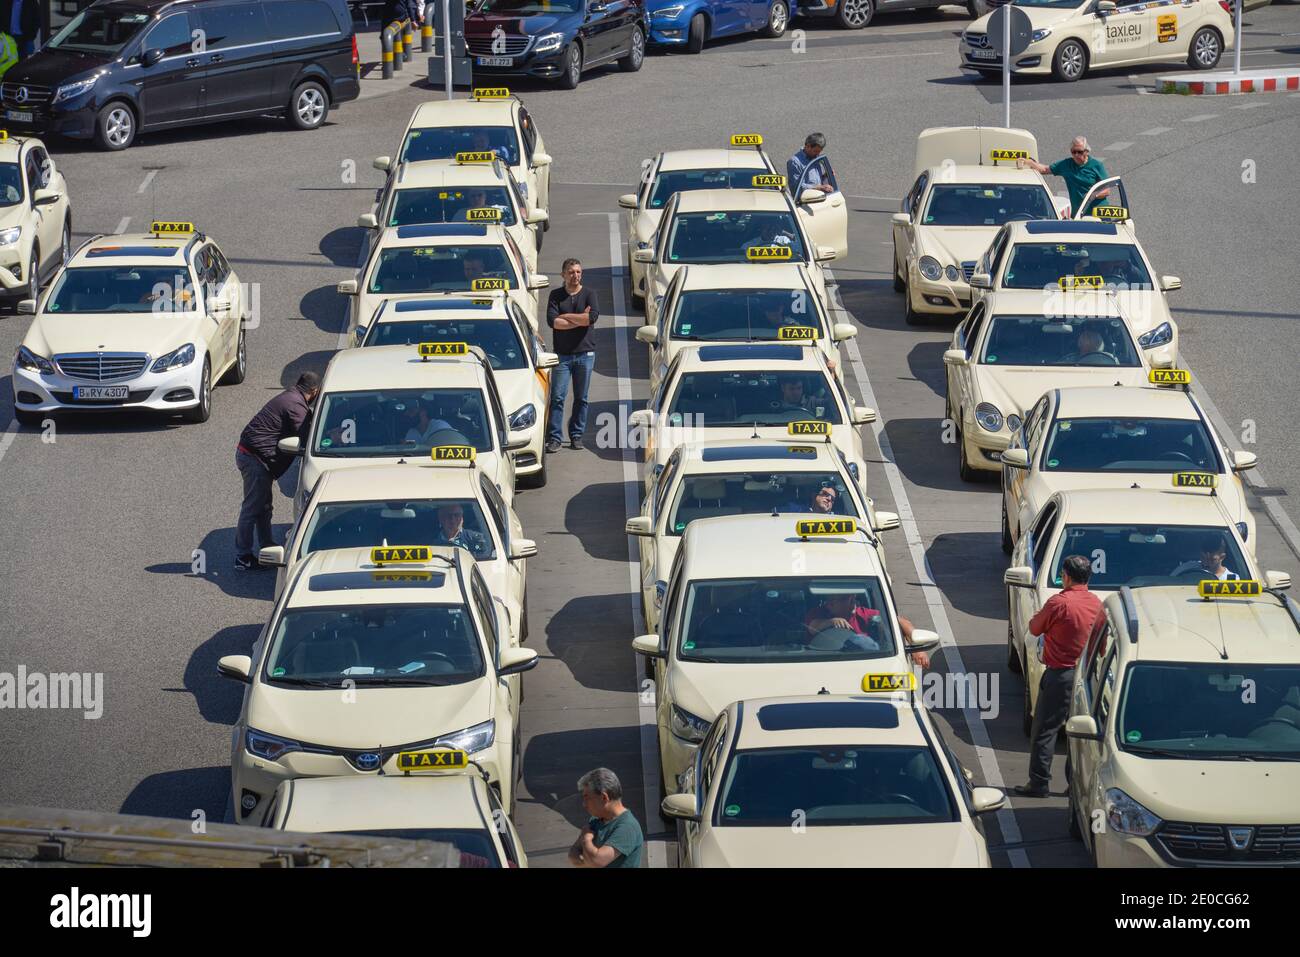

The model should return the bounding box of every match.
[805,592,884,652]
[1169,532,1240,582]
[432,503,490,557]
[773,376,816,414]
[1064,327,1115,364]
[402,399,454,445]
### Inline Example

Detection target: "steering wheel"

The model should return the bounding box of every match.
[1006,212,1036,222]
[1157,450,1194,463]
[882,792,923,807]
[1076,351,1119,366]
[1252,715,1300,733]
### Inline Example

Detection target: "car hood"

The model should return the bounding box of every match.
[4,49,116,87]
[466,12,571,36]
[1113,755,1300,825]
[696,821,987,868]
[974,365,1147,418]
[26,314,201,359]
[916,226,1000,269]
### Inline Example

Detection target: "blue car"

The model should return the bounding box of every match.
[646,0,789,52]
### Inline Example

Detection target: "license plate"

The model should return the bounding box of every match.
[476,56,513,67]
[5,109,32,122]
[971,48,999,60]
[73,385,129,401]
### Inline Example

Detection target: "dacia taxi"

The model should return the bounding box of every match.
[661,694,1003,867]
[220,545,538,825]
[12,221,247,426]
[0,131,71,305]
[1065,583,1300,867]
[632,513,940,794]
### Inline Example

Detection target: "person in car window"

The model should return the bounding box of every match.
[1170,533,1240,582]
[775,377,814,413]
[403,400,453,444]
[432,503,490,556]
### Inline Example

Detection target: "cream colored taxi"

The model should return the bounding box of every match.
[942,290,1173,481]
[12,221,247,426]
[618,138,777,307]
[1003,487,1289,736]
[1000,384,1259,555]
[661,693,1002,867]
[633,513,939,794]
[960,0,1234,82]
[636,262,856,393]
[220,545,538,825]
[354,294,557,487]
[259,461,536,645]
[279,344,523,519]
[892,126,1067,324]
[1065,583,1300,867]
[0,131,71,306]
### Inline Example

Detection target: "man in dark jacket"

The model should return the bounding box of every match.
[234,372,320,569]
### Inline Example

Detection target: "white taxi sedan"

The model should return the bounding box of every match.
[0,131,71,306]
[12,222,247,426]
[662,694,1002,868]
[220,545,538,825]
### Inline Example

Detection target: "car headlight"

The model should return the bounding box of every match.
[53,76,97,104]
[15,345,55,375]
[0,226,21,246]
[435,719,496,754]
[1007,413,1023,433]
[975,402,1003,432]
[919,256,943,282]
[944,264,960,282]
[1031,28,1052,42]
[1137,321,1173,349]
[534,32,563,54]
[246,729,301,762]
[655,4,685,16]
[1104,787,1162,837]
[670,704,709,743]
[509,403,536,430]
[150,342,196,373]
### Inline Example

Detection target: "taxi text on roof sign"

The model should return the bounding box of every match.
[1058,275,1104,289]
[466,207,502,222]
[789,420,830,436]
[471,87,510,99]
[456,151,496,164]
[1172,471,1218,489]
[433,445,476,462]
[746,245,793,261]
[752,174,786,189]
[471,278,509,290]
[372,570,434,583]
[151,221,195,235]
[397,749,470,772]
[862,673,917,693]
[1092,206,1130,221]
[777,326,819,341]
[1149,368,1191,385]
[1198,579,1262,599]
[730,133,763,146]
[990,148,1028,162]
[797,518,856,538]
[371,545,433,565]
[419,341,468,357]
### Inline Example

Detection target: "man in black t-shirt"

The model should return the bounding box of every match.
[546,258,599,452]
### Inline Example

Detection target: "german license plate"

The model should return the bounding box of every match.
[73,385,129,401]
[5,109,32,122]
[476,56,513,67]
[971,48,998,60]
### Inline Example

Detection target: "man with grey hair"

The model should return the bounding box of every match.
[787,133,834,196]
[567,768,644,868]
[1018,136,1109,217]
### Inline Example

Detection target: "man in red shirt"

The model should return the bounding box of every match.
[1014,554,1102,798]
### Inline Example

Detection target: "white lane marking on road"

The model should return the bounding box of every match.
[1128,75,1153,95]
[1183,114,1219,122]
[746,50,948,67]
[114,216,131,235]
[607,212,667,869]
[0,419,19,465]
[1102,142,1134,151]
[1233,101,1269,109]
[137,170,159,194]
[826,268,1029,868]
[1139,127,1172,135]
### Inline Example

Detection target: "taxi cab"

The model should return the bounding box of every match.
[264,759,528,867]
[1000,384,1259,555]
[661,694,1002,868]
[961,0,1234,82]
[892,127,1067,324]
[381,89,552,219]
[634,185,844,329]
[627,439,899,634]
[618,138,777,306]
[1003,487,1290,736]
[359,154,547,272]
[0,131,71,306]
[636,262,856,393]
[1065,583,1300,867]
[12,221,247,426]
[629,343,876,499]
[258,461,537,645]
[279,344,524,519]
[632,513,940,794]
[942,290,1173,481]
[354,294,557,486]
[219,545,538,825]
[338,222,548,340]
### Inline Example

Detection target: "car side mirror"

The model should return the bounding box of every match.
[628,409,654,428]
[798,188,826,206]
[531,151,553,168]
[635,325,658,345]
[891,212,911,226]
[373,156,392,172]
[498,646,539,677]
[1065,714,1101,740]
[832,322,856,342]
[626,516,653,537]
[618,193,638,210]
[633,249,655,263]
[971,787,1005,815]
[142,47,165,67]
[357,213,378,229]
[1000,448,1029,469]
[908,629,942,653]
[17,298,35,314]
[509,538,538,561]
[1265,570,1292,591]
[815,245,837,263]
[1160,275,1182,292]
[851,406,876,426]
[33,188,60,206]
[661,793,699,822]
[505,437,530,451]
[217,655,253,683]
[527,275,549,290]
[525,208,549,225]
[632,634,663,658]
[337,279,358,295]
[277,436,303,456]
[943,348,967,366]
[1231,450,1258,472]
[1004,565,1034,588]
[258,545,286,567]
[969,272,992,289]
[871,511,900,533]
[1097,0,1116,13]
[537,351,559,369]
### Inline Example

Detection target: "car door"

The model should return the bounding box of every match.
[198,1,276,117]
[581,0,620,62]
[197,244,239,369]
[792,155,847,261]
[517,104,549,213]
[1070,620,1115,840]
[131,10,205,128]
[1091,0,1155,66]
[950,301,988,428]
[1073,176,1130,221]
[1018,501,1060,714]
[22,145,61,270]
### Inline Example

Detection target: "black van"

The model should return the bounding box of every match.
[2,0,361,150]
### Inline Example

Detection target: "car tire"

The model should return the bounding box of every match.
[1022,670,1033,737]
[1187,27,1222,70]
[222,327,247,385]
[26,247,39,303]
[1006,618,1022,674]
[763,0,790,38]
[835,0,873,29]
[1001,496,1013,554]
[184,357,212,424]
[1067,779,1083,839]
[558,42,583,88]
[94,101,136,151]
[289,81,329,131]
[620,26,646,71]
[958,425,979,482]
[904,290,924,326]
[15,407,42,427]
[629,256,646,308]
[686,14,706,53]
[60,219,71,266]
[892,242,905,292]
[1051,39,1088,82]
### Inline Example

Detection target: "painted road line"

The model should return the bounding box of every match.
[0,419,18,465]
[114,216,131,235]
[606,212,667,869]
[1233,101,1270,109]
[137,169,159,194]
[826,267,1029,868]
[1102,142,1133,151]
[743,50,948,68]
[1139,127,1172,135]
[1183,114,1219,122]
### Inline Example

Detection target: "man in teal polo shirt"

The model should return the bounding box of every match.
[1018,136,1109,216]
[568,768,644,868]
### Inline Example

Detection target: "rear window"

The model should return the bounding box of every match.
[266,0,345,38]
[199,3,269,50]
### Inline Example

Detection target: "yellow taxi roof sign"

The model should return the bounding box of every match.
[1198,579,1262,599]
[471,278,509,290]
[777,326,819,341]
[730,133,763,147]
[862,673,916,693]
[788,420,830,436]
[151,221,195,236]
[432,445,475,463]
[746,245,792,261]
[418,341,468,358]
[455,151,496,164]
[1058,275,1104,289]
[1172,471,1217,489]
[471,87,510,100]
[397,749,470,772]
[1092,206,1130,221]
[796,518,856,538]
[990,148,1028,162]
[1148,368,1190,386]
[752,173,786,189]
[371,545,433,565]
[466,207,502,221]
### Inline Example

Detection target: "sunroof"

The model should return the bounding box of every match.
[393,299,496,312]
[394,224,488,239]
[308,571,447,591]
[1023,220,1117,236]
[697,344,803,362]
[86,246,181,258]
[756,701,900,731]
[700,445,819,462]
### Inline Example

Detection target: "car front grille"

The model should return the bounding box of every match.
[1156,821,1300,865]
[51,390,153,405]
[961,261,977,281]
[964,32,988,48]
[2,82,52,107]
[55,353,150,382]
[466,34,532,56]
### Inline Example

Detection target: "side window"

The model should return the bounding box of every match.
[479,476,509,547]
[139,12,192,59]
[481,373,508,447]
[517,107,537,161]
[661,567,686,649]
[1029,503,1059,570]
[903,175,923,216]
[200,3,268,51]
[507,174,528,216]
[265,0,342,39]
[657,270,681,339]
[487,788,521,867]
[798,156,838,194]
[701,717,728,796]
[26,147,51,190]
[1095,648,1117,727]
[1021,395,1048,450]
[213,246,232,284]
[470,568,499,663]
[505,233,530,288]
[963,303,987,357]
[1027,399,1052,456]
[1082,619,1112,702]
[653,356,680,412]
[653,448,682,521]
[988,229,1012,279]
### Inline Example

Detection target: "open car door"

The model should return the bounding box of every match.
[1073,176,1131,224]
[792,155,848,261]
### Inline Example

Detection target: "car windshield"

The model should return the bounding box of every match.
[264,605,483,686]
[922,185,1056,226]
[47,7,151,54]
[1049,524,1248,590]
[44,266,197,314]
[367,319,528,371]
[1041,416,1219,473]
[667,471,859,536]
[401,127,520,166]
[367,245,519,295]
[716,745,957,826]
[345,828,502,866]
[313,388,494,457]
[300,499,496,562]
[980,316,1140,367]
[0,163,22,206]
[389,187,517,228]
[478,0,583,12]
[667,370,841,428]
[670,288,825,342]
[677,576,897,663]
[649,168,770,209]
[1002,242,1152,289]
[1120,664,1300,759]
[666,211,806,264]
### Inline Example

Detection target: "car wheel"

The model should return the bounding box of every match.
[61,219,71,266]
[1187,27,1222,70]
[1001,496,1013,554]
[1022,670,1033,737]
[1006,617,1022,674]
[290,81,329,130]
[903,287,924,325]
[1051,39,1087,82]
[892,241,905,292]
[620,26,646,71]
[686,14,706,53]
[764,0,790,38]
[184,357,212,424]
[94,101,136,151]
[1067,776,1083,840]
[835,0,873,29]
[958,425,979,482]
[558,42,583,88]
[15,407,42,427]
[657,758,674,823]
[222,327,247,385]
[26,248,39,303]
[629,256,646,308]
[522,589,530,643]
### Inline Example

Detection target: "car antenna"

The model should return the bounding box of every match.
[817,686,830,695]
[751,421,760,439]
[377,744,386,776]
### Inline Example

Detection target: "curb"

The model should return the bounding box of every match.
[1155,70,1300,95]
